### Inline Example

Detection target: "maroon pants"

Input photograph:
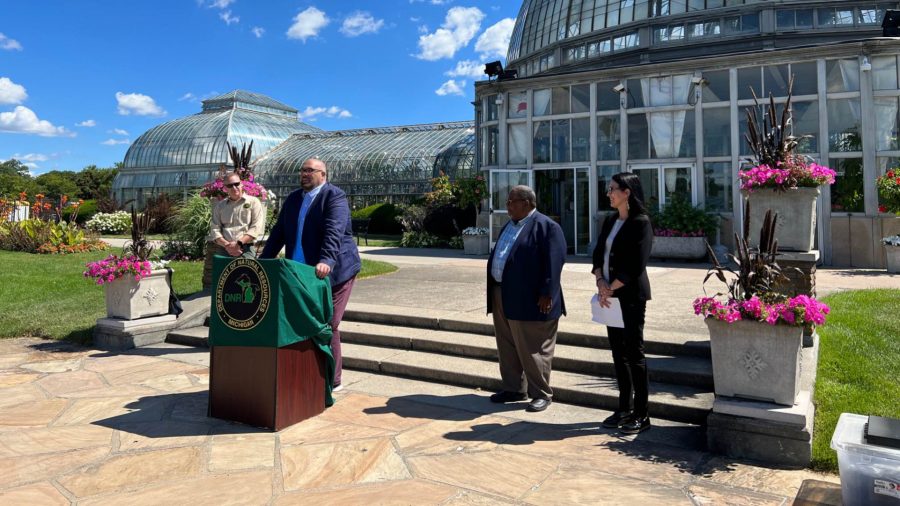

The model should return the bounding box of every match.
[330,276,355,386]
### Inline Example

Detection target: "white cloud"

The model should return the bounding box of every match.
[76,119,96,127]
[287,7,330,42]
[101,138,131,146]
[0,33,22,51]
[109,128,129,136]
[115,91,166,117]
[209,0,235,8]
[445,60,486,79]
[179,93,196,102]
[0,77,27,105]
[220,10,239,25]
[0,106,73,137]
[410,0,453,4]
[251,26,265,38]
[435,79,465,96]
[340,12,384,37]
[475,18,515,59]
[13,153,49,163]
[415,7,484,61]
[297,105,352,122]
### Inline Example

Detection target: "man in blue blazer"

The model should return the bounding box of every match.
[486,185,566,412]
[261,158,361,391]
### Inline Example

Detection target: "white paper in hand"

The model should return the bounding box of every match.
[591,294,624,328]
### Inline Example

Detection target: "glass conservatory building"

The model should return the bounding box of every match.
[115,92,475,210]
[476,0,900,267]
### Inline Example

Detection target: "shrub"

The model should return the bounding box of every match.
[144,193,178,234]
[63,199,98,224]
[162,192,211,260]
[351,203,402,234]
[423,204,471,239]
[86,211,132,234]
[400,231,442,248]
[877,167,900,214]
[650,196,719,237]
[396,204,427,233]
[0,219,106,254]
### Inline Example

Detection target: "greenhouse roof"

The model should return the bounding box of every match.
[201,89,299,117]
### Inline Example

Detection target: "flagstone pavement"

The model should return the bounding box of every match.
[0,337,840,506]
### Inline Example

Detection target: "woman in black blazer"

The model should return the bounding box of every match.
[591,172,653,435]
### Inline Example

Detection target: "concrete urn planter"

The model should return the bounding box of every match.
[705,318,803,406]
[743,187,819,252]
[104,269,171,320]
[651,236,707,260]
[886,245,900,273]
[462,235,490,255]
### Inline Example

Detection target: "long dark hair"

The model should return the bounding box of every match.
[612,172,648,218]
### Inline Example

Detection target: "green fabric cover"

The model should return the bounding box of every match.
[209,256,335,405]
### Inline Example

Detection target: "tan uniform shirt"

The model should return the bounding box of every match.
[207,194,265,243]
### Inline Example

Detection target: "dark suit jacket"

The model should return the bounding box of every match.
[486,211,567,321]
[591,213,653,302]
[261,183,361,287]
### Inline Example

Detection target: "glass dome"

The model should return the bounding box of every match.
[254,122,476,208]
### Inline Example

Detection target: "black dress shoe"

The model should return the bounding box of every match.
[601,411,633,429]
[620,416,651,435]
[490,391,526,403]
[526,398,551,412]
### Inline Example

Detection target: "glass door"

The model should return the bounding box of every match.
[627,163,696,210]
[489,170,531,243]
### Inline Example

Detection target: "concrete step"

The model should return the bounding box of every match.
[340,321,713,389]
[166,326,210,348]
[342,302,711,358]
[341,342,713,425]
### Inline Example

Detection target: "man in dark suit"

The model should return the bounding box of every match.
[486,185,566,412]
[261,158,361,391]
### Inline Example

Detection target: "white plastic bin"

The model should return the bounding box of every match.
[831,413,900,505]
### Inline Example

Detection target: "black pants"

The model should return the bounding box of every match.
[607,299,649,418]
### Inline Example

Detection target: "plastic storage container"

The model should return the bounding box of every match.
[831,413,900,505]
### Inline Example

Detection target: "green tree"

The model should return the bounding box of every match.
[74,165,118,199]
[35,170,80,199]
[0,159,30,177]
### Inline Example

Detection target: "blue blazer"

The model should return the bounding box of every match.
[486,211,567,321]
[261,183,361,287]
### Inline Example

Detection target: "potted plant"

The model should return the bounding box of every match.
[454,174,488,255]
[694,201,829,406]
[741,77,836,252]
[85,208,171,320]
[883,235,900,274]
[461,226,490,255]
[650,196,718,260]
[877,167,900,215]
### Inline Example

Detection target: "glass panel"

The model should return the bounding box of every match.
[572,118,590,162]
[533,121,551,163]
[534,89,552,116]
[701,70,730,103]
[776,10,795,29]
[628,113,650,159]
[828,98,862,152]
[552,86,570,115]
[875,97,900,151]
[873,56,898,91]
[825,59,860,92]
[508,91,528,119]
[484,125,499,165]
[572,84,590,113]
[490,170,530,240]
[830,158,864,213]
[738,66,761,100]
[596,165,620,212]
[627,79,645,107]
[791,101,819,153]
[552,119,571,162]
[739,105,753,155]
[858,8,878,25]
[796,9,813,28]
[486,95,499,121]
[790,61,818,95]
[597,81,621,110]
[576,168,591,255]
[597,116,621,160]
[704,162,733,212]
[508,123,529,165]
[633,167,660,210]
[764,64,790,97]
[703,107,731,156]
[664,166,692,203]
[534,169,575,253]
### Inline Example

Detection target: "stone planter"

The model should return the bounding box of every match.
[886,245,900,273]
[743,187,819,252]
[104,269,171,320]
[462,234,490,255]
[650,236,707,260]
[706,318,803,406]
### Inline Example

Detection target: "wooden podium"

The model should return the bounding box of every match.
[207,257,335,431]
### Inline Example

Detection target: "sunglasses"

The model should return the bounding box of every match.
[224,182,241,189]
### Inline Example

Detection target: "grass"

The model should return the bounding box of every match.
[0,250,395,344]
[354,234,402,247]
[811,289,900,472]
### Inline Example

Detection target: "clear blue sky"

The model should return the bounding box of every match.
[0,1,516,175]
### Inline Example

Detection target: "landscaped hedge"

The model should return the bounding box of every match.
[351,203,402,234]
[62,199,98,224]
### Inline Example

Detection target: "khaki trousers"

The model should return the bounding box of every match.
[491,285,558,400]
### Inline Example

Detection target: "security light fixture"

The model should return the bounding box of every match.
[691,76,708,85]
[861,56,872,72]
[612,83,626,93]
[485,61,504,78]
[495,93,504,106]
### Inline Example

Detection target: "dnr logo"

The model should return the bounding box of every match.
[215,258,270,331]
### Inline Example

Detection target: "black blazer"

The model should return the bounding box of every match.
[591,213,653,302]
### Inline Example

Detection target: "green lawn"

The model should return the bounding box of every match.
[0,250,395,343]
[812,289,900,472]
[355,234,402,247]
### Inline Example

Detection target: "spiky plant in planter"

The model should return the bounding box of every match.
[200,141,273,201]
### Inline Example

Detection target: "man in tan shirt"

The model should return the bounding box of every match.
[203,172,266,289]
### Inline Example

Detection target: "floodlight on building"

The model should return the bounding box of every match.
[691,76,708,85]
[612,83,626,93]
[495,93,504,106]
[485,61,504,78]
[861,56,872,72]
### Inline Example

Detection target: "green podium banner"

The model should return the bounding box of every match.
[209,257,335,401]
